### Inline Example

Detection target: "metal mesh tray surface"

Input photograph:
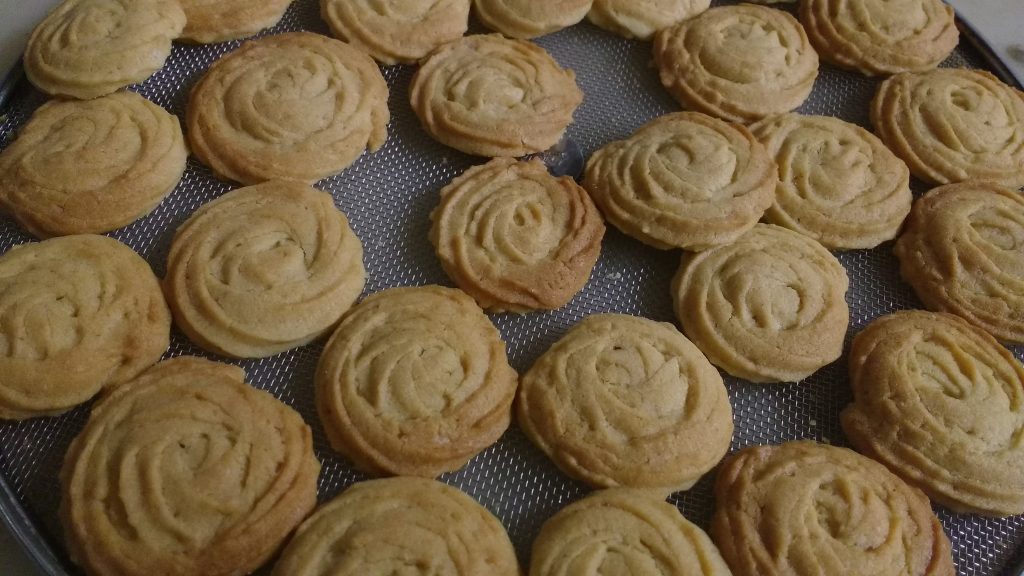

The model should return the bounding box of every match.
[1,1,1023,574]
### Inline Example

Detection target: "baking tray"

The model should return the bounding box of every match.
[2,1,1023,574]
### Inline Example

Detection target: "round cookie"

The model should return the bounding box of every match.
[587,0,710,41]
[410,34,582,157]
[800,0,958,76]
[164,181,365,358]
[430,158,605,313]
[673,224,850,383]
[0,92,187,238]
[61,357,320,576]
[583,112,775,250]
[531,489,731,576]
[179,0,294,43]
[712,441,955,576]
[893,181,1024,344]
[322,0,470,65]
[749,113,912,250]
[187,31,389,185]
[871,68,1024,187]
[475,0,592,39]
[653,4,819,123]
[24,0,185,100]
[272,477,519,576]
[517,314,733,493]
[315,285,518,477]
[0,235,170,420]
[842,310,1024,516]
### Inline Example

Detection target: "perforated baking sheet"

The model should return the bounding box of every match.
[1,1,1023,574]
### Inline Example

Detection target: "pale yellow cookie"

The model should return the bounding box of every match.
[842,310,1024,516]
[871,68,1024,187]
[164,181,365,358]
[62,357,320,576]
[187,31,389,185]
[322,0,470,65]
[0,92,187,238]
[894,181,1024,344]
[179,0,294,43]
[475,0,592,39]
[673,224,850,383]
[583,111,775,250]
[587,0,710,41]
[410,34,582,157]
[24,0,185,100]
[654,4,819,123]
[0,235,170,420]
[315,285,518,477]
[517,314,733,493]
[749,113,912,250]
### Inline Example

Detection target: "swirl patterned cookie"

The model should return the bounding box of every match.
[315,285,518,477]
[654,4,819,123]
[517,314,733,493]
[24,0,185,99]
[410,34,582,157]
[272,477,519,576]
[0,92,187,238]
[0,235,170,420]
[61,357,320,576]
[842,310,1024,516]
[894,181,1024,344]
[322,0,470,65]
[188,31,389,185]
[475,0,591,39]
[531,489,731,576]
[871,68,1024,187]
[713,441,955,576]
[164,181,365,358]
[587,0,710,41]
[179,0,294,43]
[673,224,850,383]
[583,112,775,250]
[750,113,912,250]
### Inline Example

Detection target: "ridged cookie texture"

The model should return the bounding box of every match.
[410,34,582,157]
[894,181,1024,344]
[712,441,955,576]
[164,181,365,358]
[673,224,850,383]
[475,0,592,39]
[322,0,470,65]
[24,0,185,99]
[272,477,520,576]
[0,235,170,420]
[61,357,320,576]
[583,112,775,250]
[587,0,710,41]
[188,31,389,185]
[842,310,1024,516]
[315,285,518,477]
[517,314,733,494]
[430,157,604,313]
[179,0,294,43]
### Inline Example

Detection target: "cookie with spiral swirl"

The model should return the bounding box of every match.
[749,113,912,250]
[410,34,582,157]
[0,235,169,420]
[531,489,731,576]
[842,310,1024,516]
[475,0,592,39]
[517,314,733,493]
[164,180,365,358]
[673,224,849,383]
[322,0,470,65]
[0,92,187,238]
[316,285,518,477]
[894,181,1024,344]
[583,112,775,250]
[587,0,710,41]
[800,0,958,76]
[430,158,604,313]
[188,31,389,185]
[653,4,819,123]
[272,477,519,576]
[24,0,185,100]
[179,0,294,43]
[61,356,320,576]
[713,441,954,576]
[872,69,1024,187]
